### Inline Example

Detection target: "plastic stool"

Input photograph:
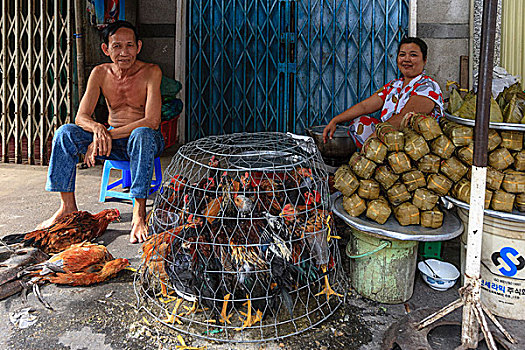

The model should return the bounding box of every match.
[99,158,162,204]
[419,241,442,260]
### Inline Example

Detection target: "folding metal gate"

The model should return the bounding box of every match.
[0,0,73,165]
[187,0,409,140]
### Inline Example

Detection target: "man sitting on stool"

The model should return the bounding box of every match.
[40,20,164,244]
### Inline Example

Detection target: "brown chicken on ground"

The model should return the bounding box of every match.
[20,241,129,309]
[25,241,129,286]
[2,209,121,254]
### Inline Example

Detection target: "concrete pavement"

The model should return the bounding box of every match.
[0,147,523,350]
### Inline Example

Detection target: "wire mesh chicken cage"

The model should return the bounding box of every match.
[134,132,346,343]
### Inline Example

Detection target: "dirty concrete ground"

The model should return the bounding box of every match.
[0,145,523,350]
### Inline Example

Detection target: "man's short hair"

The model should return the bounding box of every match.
[398,37,428,61]
[102,20,139,45]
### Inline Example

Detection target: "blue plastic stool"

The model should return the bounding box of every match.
[99,158,162,204]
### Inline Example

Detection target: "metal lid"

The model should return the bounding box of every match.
[309,125,349,138]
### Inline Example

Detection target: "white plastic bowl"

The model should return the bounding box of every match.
[418,259,460,291]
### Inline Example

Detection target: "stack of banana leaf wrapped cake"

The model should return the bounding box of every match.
[334,112,525,228]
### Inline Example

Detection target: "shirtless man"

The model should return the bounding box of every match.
[40,21,164,243]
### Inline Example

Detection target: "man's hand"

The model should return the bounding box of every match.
[84,142,97,167]
[92,123,112,157]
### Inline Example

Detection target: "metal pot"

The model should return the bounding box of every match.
[307,125,356,167]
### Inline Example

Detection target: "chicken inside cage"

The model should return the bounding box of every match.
[136,132,345,342]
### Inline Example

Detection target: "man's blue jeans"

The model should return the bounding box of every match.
[46,124,165,199]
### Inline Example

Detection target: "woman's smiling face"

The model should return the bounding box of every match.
[397,43,426,79]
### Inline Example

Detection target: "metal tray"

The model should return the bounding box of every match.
[443,196,525,223]
[444,112,525,131]
[331,192,463,242]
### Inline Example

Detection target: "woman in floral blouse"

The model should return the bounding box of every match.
[323,37,444,148]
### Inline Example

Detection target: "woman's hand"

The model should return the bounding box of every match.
[91,123,112,157]
[323,121,338,143]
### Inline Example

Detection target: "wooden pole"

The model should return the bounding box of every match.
[174,0,187,144]
[1,0,8,162]
[28,0,34,164]
[14,0,21,163]
[66,0,72,124]
[74,0,86,99]
[53,0,59,130]
[40,0,47,165]
[461,0,498,347]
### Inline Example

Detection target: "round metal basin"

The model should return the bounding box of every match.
[307,125,356,166]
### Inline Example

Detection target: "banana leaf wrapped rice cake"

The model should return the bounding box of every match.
[343,193,367,217]
[387,183,412,206]
[421,207,444,228]
[388,152,412,174]
[349,153,377,179]
[491,190,515,213]
[366,197,392,225]
[362,137,388,163]
[515,193,525,212]
[453,92,503,122]
[488,129,502,151]
[457,144,474,166]
[375,165,399,190]
[402,113,442,141]
[402,170,427,192]
[404,129,430,161]
[431,134,456,159]
[427,173,453,196]
[448,89,463,115]
[500,131,523,151]
[418,154,441,174]
[358,179,381,200]
[334,168,359,196]
[440,156,468,182]
[441,120,473,147]
[486,167,505,191]
[489,148,514,170]
[334,164,351,180]
[515,151,525,171]
[412,188,439,210]
[376,122,404,152]
[502,94,525,124]
[451,178,493,208]
[394,202,420,226]
[502,170,525,193]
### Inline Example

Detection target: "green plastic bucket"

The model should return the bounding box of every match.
[347,228,419,304]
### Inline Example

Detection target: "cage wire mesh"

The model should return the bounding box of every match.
[134,132,346,342]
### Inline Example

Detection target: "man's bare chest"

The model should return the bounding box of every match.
[102,77,147,109]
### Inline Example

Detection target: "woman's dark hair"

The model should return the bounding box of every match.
[398,37,428,61]
[102,20,139,45]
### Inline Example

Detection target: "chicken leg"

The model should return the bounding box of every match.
[163,298,184,325]
[325,215,341,242]
[235,294,263,330]
[315,265,342,301]
[219,293,233,324]
[183,300,198,316]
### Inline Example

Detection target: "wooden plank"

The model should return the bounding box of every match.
[460,55,469,91]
